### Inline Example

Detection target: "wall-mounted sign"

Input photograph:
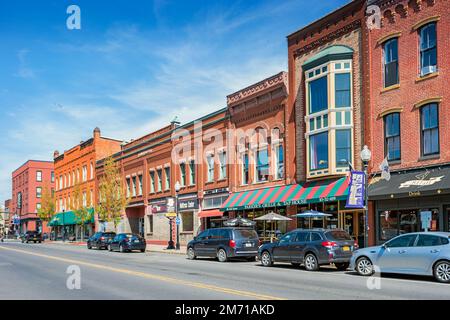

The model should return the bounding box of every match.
[17,192,22,209]
[399,175,444,189]
[178,198,199,211]
[346,171,365,209]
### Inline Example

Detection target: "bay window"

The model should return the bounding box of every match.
[304,46,354,178]
[310,132,328,171]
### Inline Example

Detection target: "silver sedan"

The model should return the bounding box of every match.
[350,232,450,283]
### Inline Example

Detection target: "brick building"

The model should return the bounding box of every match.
[287,0,369,246]
[97,110,230,245]
[52,128,122,240]
[11,160,54,234]
[365,0,450,243]
[220,72,298,239]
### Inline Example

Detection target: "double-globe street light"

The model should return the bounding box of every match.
[360,145,372,248]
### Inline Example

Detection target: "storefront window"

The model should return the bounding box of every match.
[181,212,193,232]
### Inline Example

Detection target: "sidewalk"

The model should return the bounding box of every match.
[147,244,187,255]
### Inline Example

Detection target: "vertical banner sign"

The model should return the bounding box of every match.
[346,171,365,209]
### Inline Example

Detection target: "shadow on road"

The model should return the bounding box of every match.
[345,271,438,284]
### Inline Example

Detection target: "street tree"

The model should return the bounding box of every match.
[70,182,92,241]
[37,185,56,229]
[96,156,129,232]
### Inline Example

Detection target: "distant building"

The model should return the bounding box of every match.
[52,128,122,240]
[11,160,54,234]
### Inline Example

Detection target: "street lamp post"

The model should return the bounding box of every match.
[62,209,66,242]
[360,145,372,248]
[175,181,181,250]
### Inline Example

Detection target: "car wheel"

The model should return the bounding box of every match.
[140,249,145,253]
[356,257,374,276]
[304,253,319,271]
[119,244,125,253]
[217,248,228,262]
[187,247,196,260]
[34,241,37,243]
[260,251,273,267]
[335,262,350,271]
[433,261,450,284]
[108,244,113,252]
[87,244,92,250]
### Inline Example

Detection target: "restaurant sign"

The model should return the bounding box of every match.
[178,198,199,211]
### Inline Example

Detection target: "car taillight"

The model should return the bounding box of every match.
[100,237,105,241]
[322,241,337,248]
[354,240,359,249]
[229,240,236,248]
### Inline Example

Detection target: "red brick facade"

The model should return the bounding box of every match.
[11,160,54,234]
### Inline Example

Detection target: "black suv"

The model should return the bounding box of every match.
[87,232,117,250]
[21,231,42,243]
[187,227,260,262]
[258,228,358,271]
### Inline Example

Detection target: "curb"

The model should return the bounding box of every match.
[147,249,186,255]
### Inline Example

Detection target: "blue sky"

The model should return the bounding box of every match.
[0,0,349,203]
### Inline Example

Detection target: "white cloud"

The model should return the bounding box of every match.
[14,49,36,79]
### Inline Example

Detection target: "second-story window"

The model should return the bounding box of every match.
[335,73,351,107]
[164,167,170,190]
[156,170,162,192]
[419,23,437,76]
[82,165,87,182]
[138,175,143,196]
[383,38,399,87]
[149,171,155,193]
[36,171,42,182]
[242,153,249,185]
[180,163,186,186]
[384,113,401,161]
[189,160,195,185]
[132,176,137,197]
[309,76,328,113]
[126,178,131,197]
[51,171,55,183]
[90,162,94,180]
[219,152,227,179]
[335,129,352,167]
[274,144,284,179]
[421,103,439,156]
[207,155,214,182]
[59,176,63,190]
[310,132,328,171]
[256,148,269,182]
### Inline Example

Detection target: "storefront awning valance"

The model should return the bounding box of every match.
[368,166,450,200]
[221,177,349,211]
[198,209,224,218]
[48,208,95,227]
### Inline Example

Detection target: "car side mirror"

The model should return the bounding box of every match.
[193,236,197,241]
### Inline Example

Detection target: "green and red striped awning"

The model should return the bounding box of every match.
[220,177,349,211]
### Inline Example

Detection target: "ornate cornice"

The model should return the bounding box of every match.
[293,20,361,57]
[227,72,288,107]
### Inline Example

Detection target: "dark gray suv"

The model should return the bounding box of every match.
[258,228,358,271]
[187,227,260,262]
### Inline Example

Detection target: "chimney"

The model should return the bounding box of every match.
[171,116,180,128]
[93,127,101,139]
[53,150,60,159]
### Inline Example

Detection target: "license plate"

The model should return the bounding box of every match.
[245,243,252,247]
[342,246,350,252]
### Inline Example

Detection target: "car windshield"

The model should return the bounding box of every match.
[326,230,352,241]
[234,229,258,239]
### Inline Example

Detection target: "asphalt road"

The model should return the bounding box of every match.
[0,241,449,300]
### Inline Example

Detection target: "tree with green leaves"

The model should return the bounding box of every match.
[96,156,130,231]
[70,182,92,241]
[37,185,56,227]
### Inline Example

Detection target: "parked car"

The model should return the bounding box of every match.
[350,232,450,283]
[107,233,146,253]
[187,227,260,262]
[258,228,358,271]
[21,231,43,243]
[87,232,116,250]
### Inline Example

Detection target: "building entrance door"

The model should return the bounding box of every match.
[339,211,365,247]
[444,205,450,232]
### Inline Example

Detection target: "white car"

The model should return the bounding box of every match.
[350,232,450,283]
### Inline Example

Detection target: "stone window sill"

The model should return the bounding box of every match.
[418,154,440,162]
[415,72,439,83]
[381,84,400,93]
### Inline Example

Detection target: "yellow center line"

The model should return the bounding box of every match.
[0,245,286,300]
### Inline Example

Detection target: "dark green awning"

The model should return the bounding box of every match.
[48,208,95,227]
